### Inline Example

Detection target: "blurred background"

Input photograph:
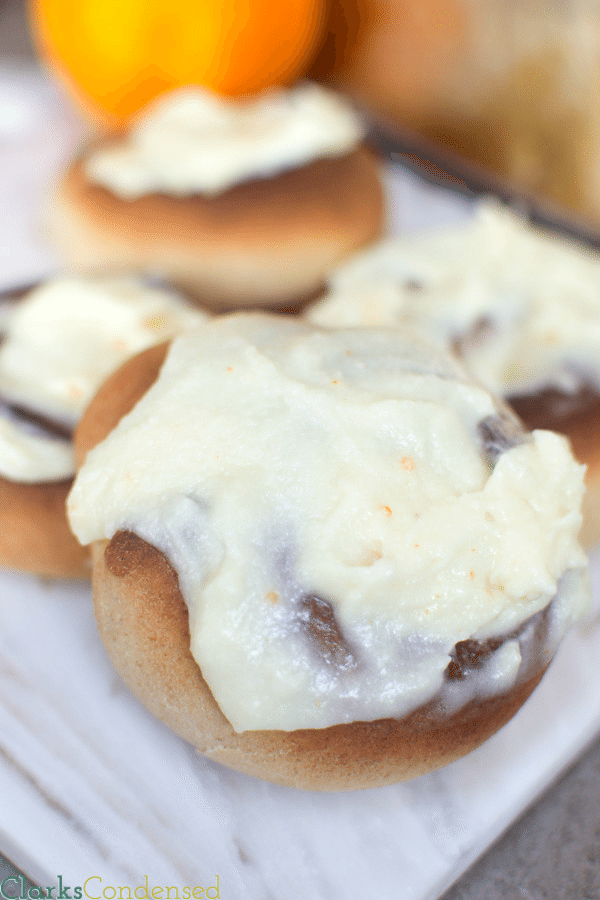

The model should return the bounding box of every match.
[6,0,600,229]
[312,0,600,229]
[0,0,32,58]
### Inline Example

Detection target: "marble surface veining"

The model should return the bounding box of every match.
[0,563,599,899]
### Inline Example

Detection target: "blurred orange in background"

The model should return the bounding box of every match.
[30,0,328,123]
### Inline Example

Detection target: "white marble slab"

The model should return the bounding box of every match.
[1,561,600,900]
[1,65,600,900]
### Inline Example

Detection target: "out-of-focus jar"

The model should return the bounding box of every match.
[311,0,600,227]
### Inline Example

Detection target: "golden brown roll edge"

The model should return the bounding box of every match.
[73,342,550,790]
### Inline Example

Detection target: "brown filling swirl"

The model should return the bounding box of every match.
[445,603,550,681]
[510,383,600,432]
[0,396,73,441]
[105,522,558,721]
[296,593,359,671]
[477,409,529,468]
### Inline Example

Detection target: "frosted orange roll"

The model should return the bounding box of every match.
[307,200,600,546]
[0,276,205,578]
[48,83,385,312]
[68,314,589,789]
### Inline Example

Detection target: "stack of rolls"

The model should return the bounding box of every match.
[5,57,596,790]
[3,77,385,580]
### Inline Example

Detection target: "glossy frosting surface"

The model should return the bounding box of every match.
[309,202,600,399]
[85,83,365,198]
[0,277,205,482]
[68,314,589,730]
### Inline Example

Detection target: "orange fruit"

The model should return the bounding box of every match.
[31,0,328,123]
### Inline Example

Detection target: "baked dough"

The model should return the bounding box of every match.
[0,476,89,579]
[49,147,384,312]
[71,334,586,789]
[0,278,203,579]
[90,527,546,790]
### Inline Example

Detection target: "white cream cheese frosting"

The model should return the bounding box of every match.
[68,314,589,732]
[0,413,73,483]
[0,277,205,483]
[308,201,600,399]
[84,82,366,199]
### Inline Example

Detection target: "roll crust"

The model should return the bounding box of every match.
[569,410,600,549]
[49,146,385,312]
[74,343,548,790]
[0,475,89,579]
[91,529,543,790]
